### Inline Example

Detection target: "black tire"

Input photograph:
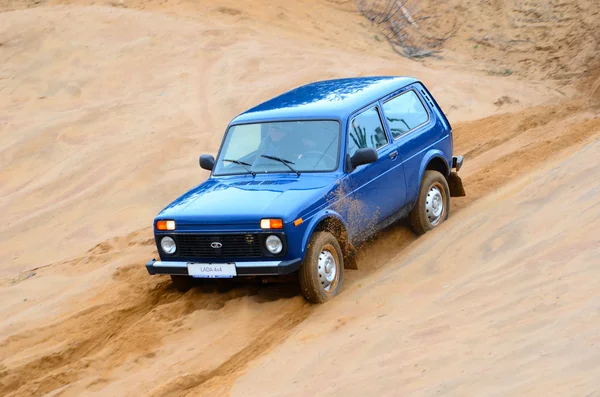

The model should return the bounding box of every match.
[299,231,344,304]
[170,275,194,292]
[409,170,450,236]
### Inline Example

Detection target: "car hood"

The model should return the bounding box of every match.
[157,175,340,225]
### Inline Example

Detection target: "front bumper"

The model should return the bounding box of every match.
[145,258,302,277]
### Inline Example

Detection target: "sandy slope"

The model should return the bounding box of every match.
[0,4,565,278]
[1,0,600,396]
[2,103,598,397]
[232,138,600,397]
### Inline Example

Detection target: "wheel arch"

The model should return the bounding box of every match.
[301,211,354,269]
[419,150,450,182]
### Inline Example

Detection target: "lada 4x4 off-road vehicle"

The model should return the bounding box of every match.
[146,76,465,303]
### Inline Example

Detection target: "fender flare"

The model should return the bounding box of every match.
[417,149,450,182]
[300,209,349,254]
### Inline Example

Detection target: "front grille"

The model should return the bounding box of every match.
[172,233,263,259]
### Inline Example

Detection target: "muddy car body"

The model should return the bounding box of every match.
[146,76,465,303]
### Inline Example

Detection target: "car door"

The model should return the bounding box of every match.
[345,104,407,241]
[380,86,435,204]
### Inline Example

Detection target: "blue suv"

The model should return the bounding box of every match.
[146,76,465,303]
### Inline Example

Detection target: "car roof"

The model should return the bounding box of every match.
[230,76,418,124]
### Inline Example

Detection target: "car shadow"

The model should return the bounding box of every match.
[182,275,302,303]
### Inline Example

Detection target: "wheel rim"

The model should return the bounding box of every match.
[317,246,338,292]
[425,183,445,226]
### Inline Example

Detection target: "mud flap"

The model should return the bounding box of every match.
[448,172,466,197]
[344,247,359,270]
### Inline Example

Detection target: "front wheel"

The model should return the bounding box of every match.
[409,170,450,235]
[299,232,344,304]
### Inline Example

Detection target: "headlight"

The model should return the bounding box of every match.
[265,235,283,254]
[161,236,176,255]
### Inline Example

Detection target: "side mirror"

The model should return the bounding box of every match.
[350,148,378,170]
[199,154,215,171]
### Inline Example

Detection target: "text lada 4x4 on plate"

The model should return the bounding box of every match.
[146,76,466,303]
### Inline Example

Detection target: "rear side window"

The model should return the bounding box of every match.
[347,106,388,157]
[382,90,429,138]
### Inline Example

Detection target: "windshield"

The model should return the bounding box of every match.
[213,120,340,175]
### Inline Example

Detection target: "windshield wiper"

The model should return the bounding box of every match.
[223,158,256,176]
[260,154,300,176]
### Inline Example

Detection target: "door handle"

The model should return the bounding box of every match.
[389,150,398,160]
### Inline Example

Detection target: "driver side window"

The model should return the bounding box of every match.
[347,106,388,157]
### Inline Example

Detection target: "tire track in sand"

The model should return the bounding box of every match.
[0,269,178,396]
[0,259,275,397]
[147,302,312,397]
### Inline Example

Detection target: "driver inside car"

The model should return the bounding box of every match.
[258,124,316,160]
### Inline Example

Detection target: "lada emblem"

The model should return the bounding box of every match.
[211,242,223,249]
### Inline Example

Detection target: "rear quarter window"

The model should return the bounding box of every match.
[382,90,429,139]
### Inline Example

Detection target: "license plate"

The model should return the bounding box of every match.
[187,263,237,278]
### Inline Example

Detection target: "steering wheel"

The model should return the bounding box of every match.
[299,151,337,168]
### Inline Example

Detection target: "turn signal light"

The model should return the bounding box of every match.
[260,218,283,229]
[156,220,176,231]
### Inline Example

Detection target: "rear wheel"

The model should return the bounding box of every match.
[299,232,344,303]
[170,275,194,292]
[409,170,450,235]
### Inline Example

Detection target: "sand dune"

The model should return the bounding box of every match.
[1,0,599,396]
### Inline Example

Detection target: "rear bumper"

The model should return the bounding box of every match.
[145,258,302,277]
[449,155,466,197]
[452,155,464,172]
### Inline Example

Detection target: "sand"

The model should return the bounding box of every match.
[1,0,599,396]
